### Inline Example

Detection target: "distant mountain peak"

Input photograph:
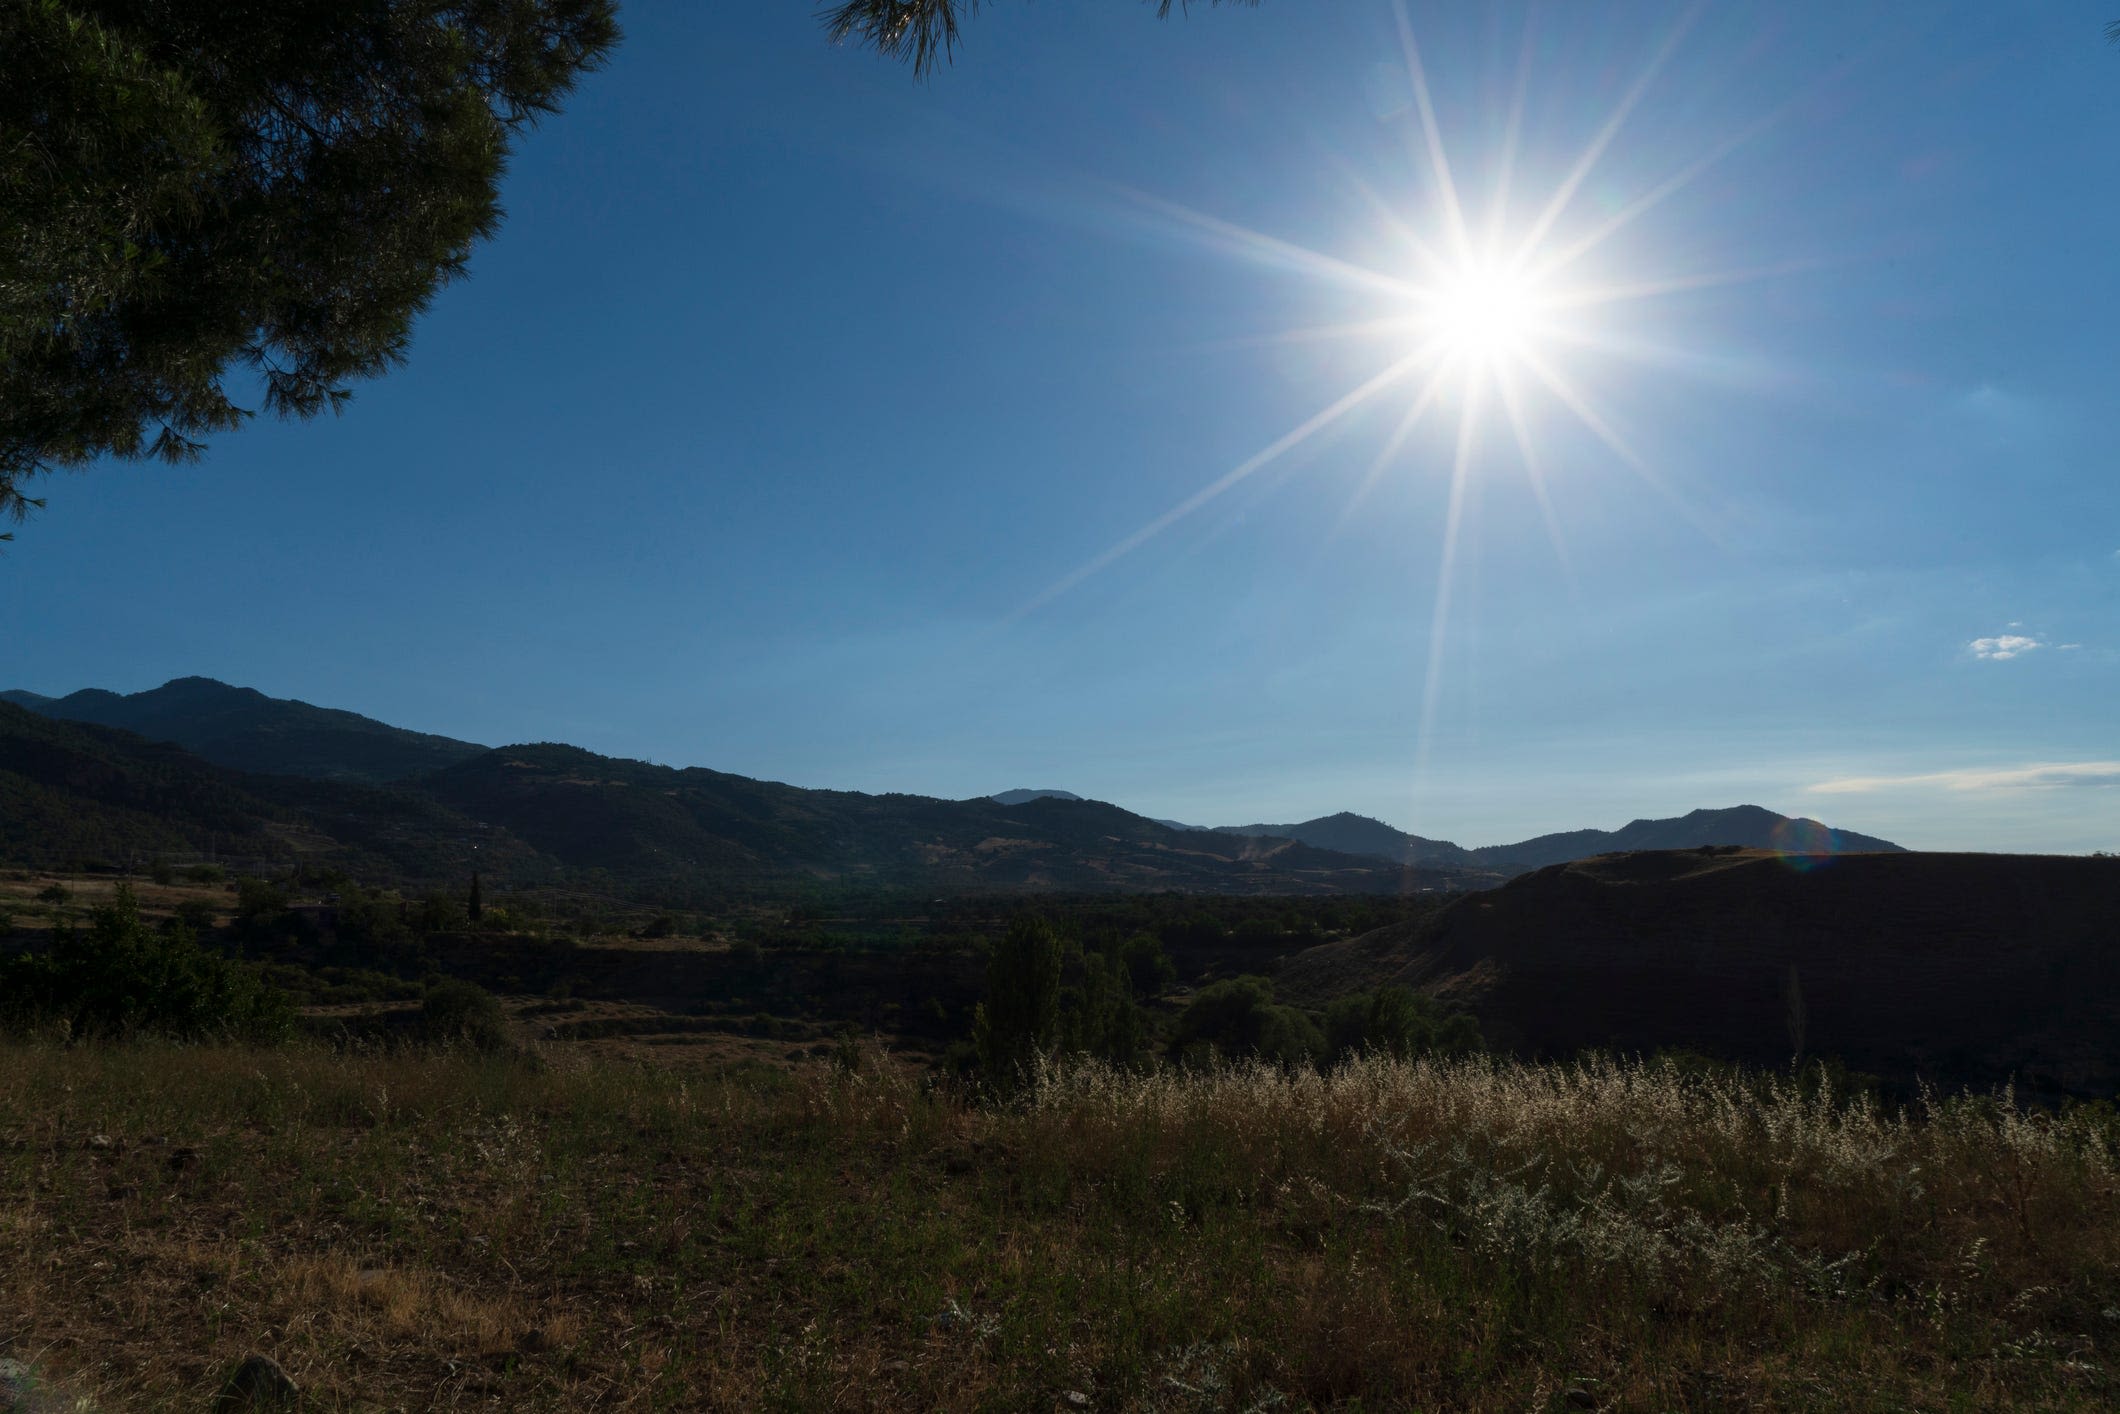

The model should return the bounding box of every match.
[3,677,487,785]
[1204,803,1902,872]
[988,788,1085,807]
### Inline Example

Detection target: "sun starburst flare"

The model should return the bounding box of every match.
[1013,1,1789,634]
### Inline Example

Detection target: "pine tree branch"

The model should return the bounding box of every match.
[822,1,1259,77]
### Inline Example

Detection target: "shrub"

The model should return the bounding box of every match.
[36,883,69,905]
[0,887,292,1043]
[163,899,220,936]
[185,864,227,885]
[1168,975,1322,1068]
[1322,985,1482,1067]
[1113,931,1177,997]
[415,890,469,933]
[234,876,288,921]
[418,980,510,1051]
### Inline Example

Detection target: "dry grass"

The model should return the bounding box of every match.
[1,1042,2115,1410]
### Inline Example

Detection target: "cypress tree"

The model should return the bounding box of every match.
[972,916,1065,1092]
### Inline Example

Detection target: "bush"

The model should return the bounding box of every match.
[234,876,288,920]
[36,883,69,905]
[0,887,292,1044]
[418,979,510,1051]
[186,864,227,885]
[415,891,469,933]
[1168,975,1322,1069]
[1113,931,1177,997]
[1323,985,1482,1067]
[163,899,220,936]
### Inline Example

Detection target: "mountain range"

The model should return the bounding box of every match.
[3,678,1903,896]
[1209,807,1902,871]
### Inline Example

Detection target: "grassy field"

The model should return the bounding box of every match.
[1,1043,2117,1411]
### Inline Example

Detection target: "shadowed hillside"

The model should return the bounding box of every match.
[0,703,541,881]
[419,744,1482,894]
[0,707,1484,896]
[1277,847,2120,1094]
[2,677,486,785]
[0,701,287,865]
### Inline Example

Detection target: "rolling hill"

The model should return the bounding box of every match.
[1275,847,2120,1094]
[0,706,1468,896]
[0,702,537,881]
[1474,805,1902,869]
[1,677,486,785]
[1214,804,1902,869]
[988,789,1084,806]
[418,745,1471,894]
[1215,812,1474,866]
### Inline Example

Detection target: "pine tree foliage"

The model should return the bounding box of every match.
[823,0,1257,76]
[0,0,619,534]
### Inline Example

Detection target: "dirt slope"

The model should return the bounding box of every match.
[1277,847,2120,1094]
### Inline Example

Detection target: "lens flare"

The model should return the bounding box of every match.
[1014,0,1784,637]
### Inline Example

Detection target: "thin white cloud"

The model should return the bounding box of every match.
[1809,761,2120,795]
[1968,633,2042,660]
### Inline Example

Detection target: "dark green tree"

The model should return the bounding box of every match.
[825,0,1256,76]
[1113,930,1177,998]
[1167,974,1321,1069]
[1059,948,1147,1068]
[972,915,1066,1090]
[0,0,619,535]
[468,869,483,923]
[1322,984,1480,1068]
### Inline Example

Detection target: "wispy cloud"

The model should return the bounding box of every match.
[1809,761,2120,795]
[1968,633,2042,660]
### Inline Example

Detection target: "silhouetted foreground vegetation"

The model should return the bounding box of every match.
[0,887,290,1044]
[3,1043,2116,1410]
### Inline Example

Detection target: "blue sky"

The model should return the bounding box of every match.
[6,1,2117,852]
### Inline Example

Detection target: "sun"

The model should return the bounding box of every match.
[1425,259,1548,368]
